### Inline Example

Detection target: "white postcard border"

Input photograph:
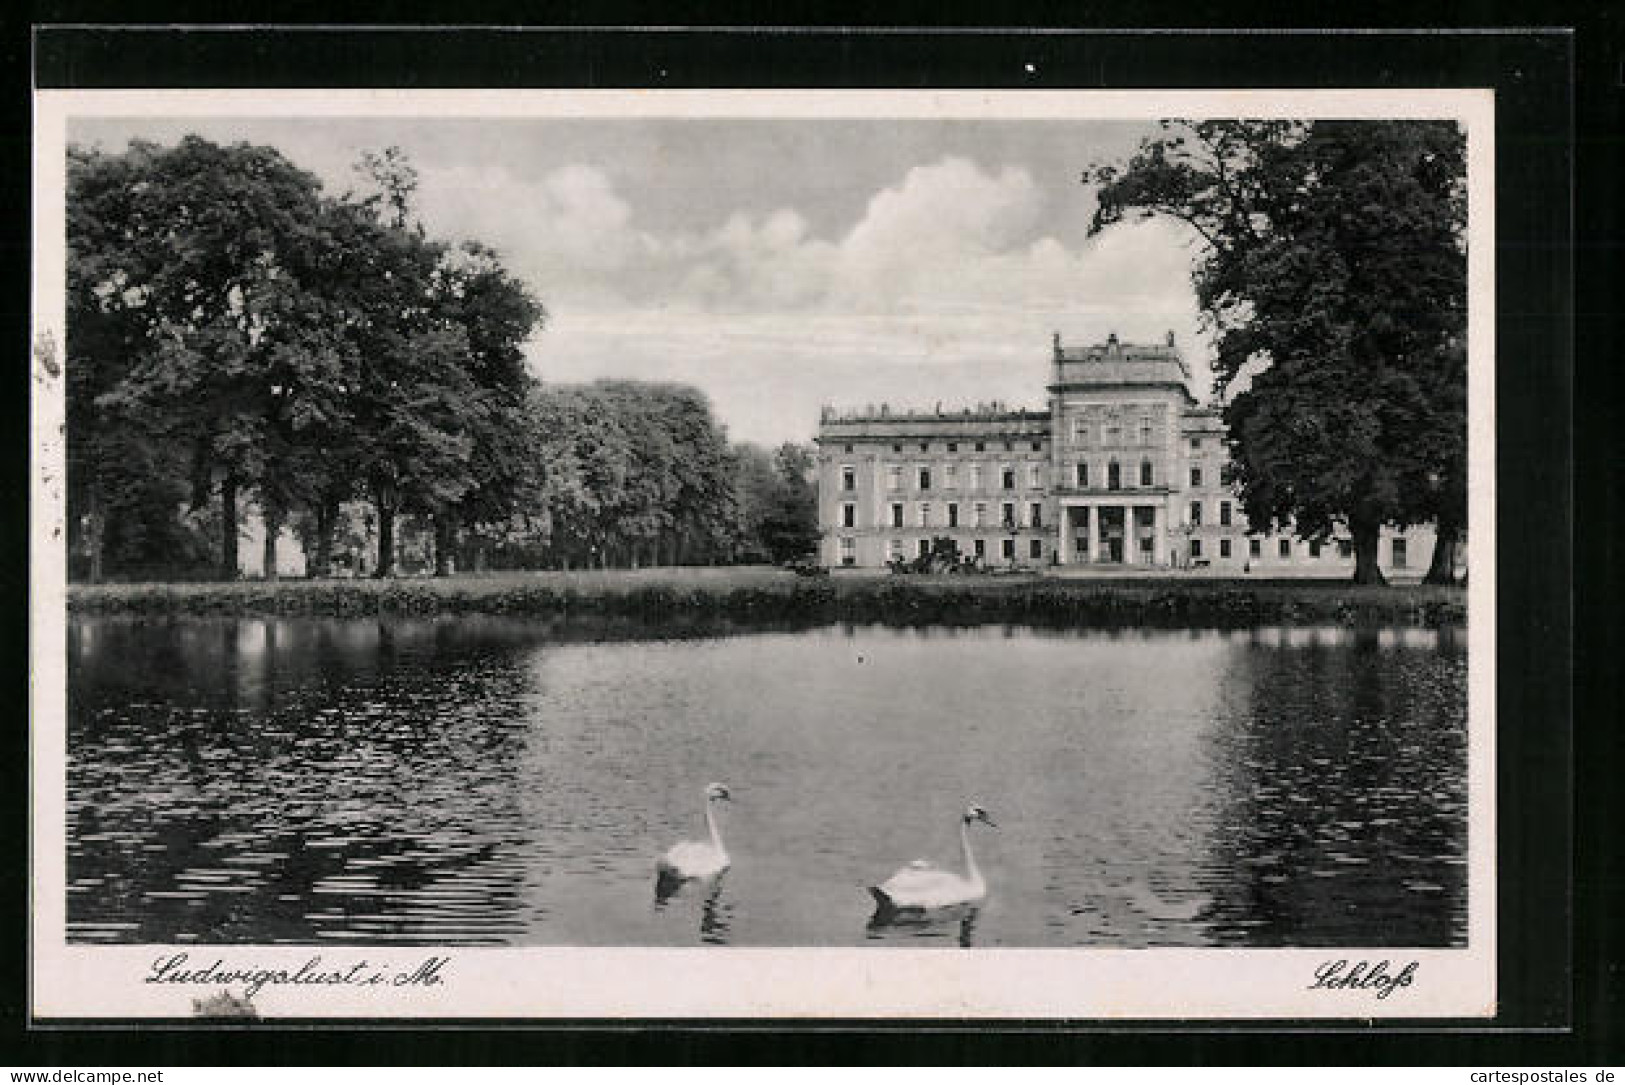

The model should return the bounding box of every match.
[30,87,1497,1021]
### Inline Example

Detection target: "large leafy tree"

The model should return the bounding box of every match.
[1087,120,1467,583]
[345,152,545,577]
[69,137,353,579]
[527,381,741,569]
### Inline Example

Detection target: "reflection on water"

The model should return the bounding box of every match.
[67,617,1468,947]
[866,906,981,948]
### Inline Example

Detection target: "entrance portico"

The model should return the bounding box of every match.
[1056,498,1168,566]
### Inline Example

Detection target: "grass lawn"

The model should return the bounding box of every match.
[66,565,1466,628]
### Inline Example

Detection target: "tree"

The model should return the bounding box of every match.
[429,243,546,575]
[70,137,354,580]
[1087,120,1467,584]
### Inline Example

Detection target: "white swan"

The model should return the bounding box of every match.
[655,782,731,899]
[869,804,997,916]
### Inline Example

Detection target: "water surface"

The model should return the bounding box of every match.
[67,618,1468,947]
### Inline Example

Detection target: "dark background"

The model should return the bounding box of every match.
[9,8,1615,1067]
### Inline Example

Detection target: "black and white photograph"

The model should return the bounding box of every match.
[30,87,1495,1019]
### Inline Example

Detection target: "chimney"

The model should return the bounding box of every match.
[1166,329,1176,347]
[1052,331,1062,360]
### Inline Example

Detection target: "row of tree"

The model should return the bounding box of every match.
[1088,119,1467,584]
[66,136,819,582]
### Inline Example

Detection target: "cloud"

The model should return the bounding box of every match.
[415,155,1214,440]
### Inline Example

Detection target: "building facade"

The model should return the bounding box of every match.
[814,333,1435,575]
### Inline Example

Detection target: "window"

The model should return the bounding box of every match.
[887,539,903,560]
[1219,538,1232,559]
[1140,535,1153,554]
[1030,502,1043,529]
[891,503,904,528]
[841,466,855,492]
[1031,440,1042,452]
[892,444,902,453]
[974,441,986,452]
[843,443,854,454]
[974,539,986,558]
[1190,539,1203,559]
[839,537,855,566]
[1073,420,1088,444]
[1002,468,1016,490]
[919,539,930,557]
[1249,537,1262,558]
[841,503,856,528]
[918,467,931,490]
[1108,462,1122,490]
[1028,463,1042,488]
[1077,462,1089,488]
[1004,440,1014,452]
[1190,466,1203,488]
[944,464,957,489]
[969,465,983,490]
[1140,421,1153,446]
[1279,539,1292,558]
[919,442,929,452]
[947,442,958,452]
[1309,540,1322,559]
[974,502,988,527]
[1338,539,1354,558]
[947,503,960,528]
[1002,502,1016,528]
[1139,460,1153,487]
[1392,537,1408,568]
[1189,501,1203,526]
[887,466,902,491]
[918,503,931,528]
[1219,500,1232,527]
[1030,539,1044,559]
[1106,425,1121,446]
[1190,437,1203,450]
[1002,539,1015,560]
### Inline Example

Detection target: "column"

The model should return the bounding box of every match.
[1087,504,1100,563]
[1058,506,1071,565]
[1153,503,1167,566]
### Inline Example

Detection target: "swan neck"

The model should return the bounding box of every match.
[960,819,983,889]
[705,800,726,855]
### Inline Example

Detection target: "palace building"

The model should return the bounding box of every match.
[813,332,1435,574]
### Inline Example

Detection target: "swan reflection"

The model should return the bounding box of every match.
[865,903,980,947]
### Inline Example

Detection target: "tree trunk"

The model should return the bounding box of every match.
[1423,515,1461,585]
[312,496,337,578]
[83,481,106,584]
[262,501,283,581]
[220,474,240,580]
[375,500,396,578]
[1351,517,1387,586]
[433,513,456,577]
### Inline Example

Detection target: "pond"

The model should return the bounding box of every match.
[66,617,1468,948]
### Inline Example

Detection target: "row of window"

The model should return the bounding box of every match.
[840,463,1046,494]
[1182,537,1410,566]
[1188,499,1235,527]
[839,461,1220,494]
[1069,419,1161,449]
[1072,460,1160,489]
[841,500,1044,530]
[840,439,1045,455]
[878,537,1045,562]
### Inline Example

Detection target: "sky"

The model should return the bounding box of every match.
[71,115,1214,447]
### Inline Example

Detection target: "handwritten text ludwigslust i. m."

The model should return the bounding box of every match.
[144,953,449,999]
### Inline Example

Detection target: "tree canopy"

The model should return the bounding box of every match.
[1087,120,1467,583]
[66,136,545,581]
